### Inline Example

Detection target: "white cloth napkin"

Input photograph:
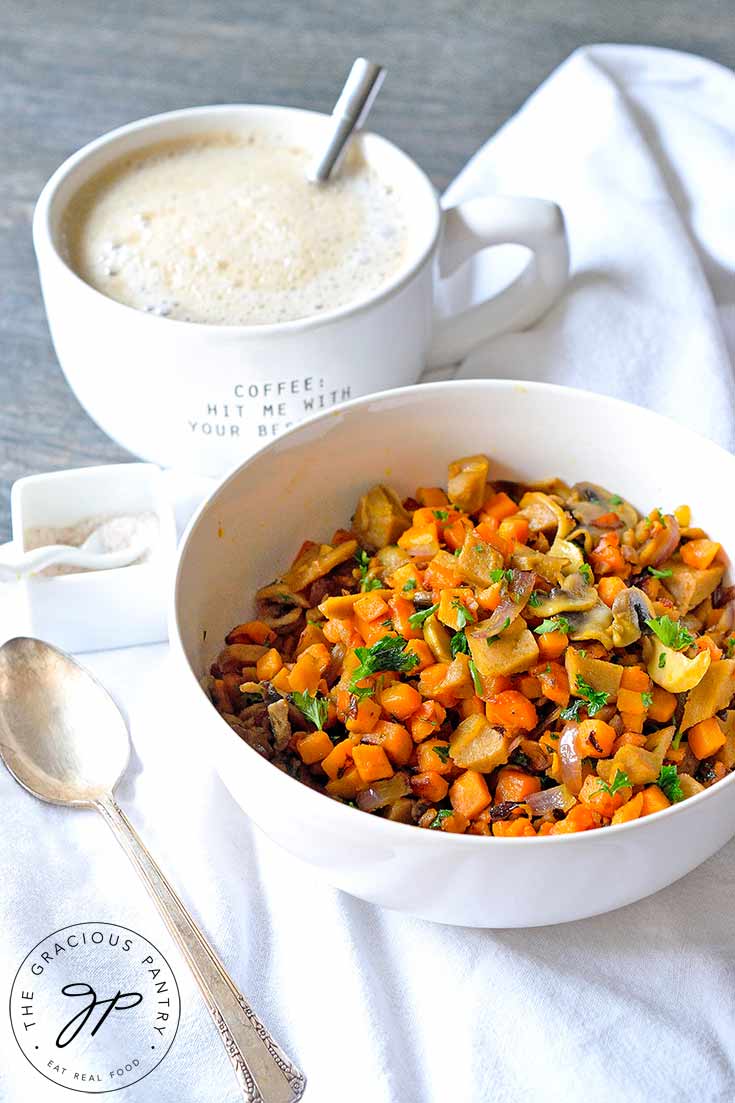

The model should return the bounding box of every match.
[3,44,735,1103]
[439,43,735,449]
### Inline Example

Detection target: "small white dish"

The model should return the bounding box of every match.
[9,463,176,652]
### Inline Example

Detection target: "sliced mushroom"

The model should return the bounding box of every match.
[644,637,711,693]
[565,602,614,647]
[529,571,598,617]
[510,546,568,584]
[517,491,565,534]
[610,585,654,648]
[569,483,639,531]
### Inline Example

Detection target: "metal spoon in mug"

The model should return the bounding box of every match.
[309,56,386,183]
[0,637,305,1103]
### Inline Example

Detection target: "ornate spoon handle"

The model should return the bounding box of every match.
[96,793,305,1103]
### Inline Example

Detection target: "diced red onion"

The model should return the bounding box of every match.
[355,771,410,812]
[526,784,576,815]
[473,570,536,638]
[559,723,582,795]
[648,514,680,567]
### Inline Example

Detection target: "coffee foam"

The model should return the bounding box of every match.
[61,131,412,325]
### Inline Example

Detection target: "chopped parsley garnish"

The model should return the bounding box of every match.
[726,637,735,658]
[450,629,470,658]
[362,578,384,592]
[489,568,513,583]
[560,699,583,721]
[509,748,531,769]
[609,495,623,506]
[402,578,417,593]
[468,659,483,694]
[597,769,631,797]
[657,764,684,803]
[408,603,439,629]
[534,615,571,635]
[474,544,486,554]
[429,809,453,829]
[648,566,673,579]
[659,652,667,669]
[291,690,329,730]
[646,615,695,651]
[381,619,393,628]
[528,592,542,608]
[575,676,609,717]
[432,744,451,764]
[453,547,462,557]
[451,598,475,629]
[641,691,653,708]
[671,729,684,750]
[433,509,449,521]
[355,548,382,592]
[352,684,377,701]
[579,563,593,584]
[349,636,419,690]
[355,548,370,574]
[578,649,587,658]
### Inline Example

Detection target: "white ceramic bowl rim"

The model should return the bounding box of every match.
[32,103,442,337]
[172,377,735,847]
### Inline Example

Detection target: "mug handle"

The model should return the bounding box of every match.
[427,196,569,368]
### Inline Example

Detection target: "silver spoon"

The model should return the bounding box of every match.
[0,636,305,1103]
[310,57,386,183]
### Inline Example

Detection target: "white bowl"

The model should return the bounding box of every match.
[171,380,735,927]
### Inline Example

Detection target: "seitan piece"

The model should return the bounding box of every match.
[468,617,539,683]
[665,561,724,615]
[680,659,735,731]
[565,649,623,701]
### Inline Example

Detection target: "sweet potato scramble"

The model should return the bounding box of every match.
[207,455,735,836]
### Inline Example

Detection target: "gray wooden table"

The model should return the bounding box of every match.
[2,0,733,541]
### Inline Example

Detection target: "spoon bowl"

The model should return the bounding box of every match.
[0,635,304,1101]
[0,636,128,805]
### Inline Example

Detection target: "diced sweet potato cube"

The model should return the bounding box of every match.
[640,785,671,816]
[256,648,283,681]
[611,792,644,824]
[417,738,453,775]
[688,717,726,760]
[450,770,491,819]
[437,587,476,631]
[352,744,394,783]
[648,686,677,723]
[345,697,382,733]
[297,730,334,765]
[289,652,322,694]
[371,720,414,766]
[322,738,357,780]
[410,771,449,802]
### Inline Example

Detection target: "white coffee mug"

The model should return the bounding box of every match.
[34,105,569,477]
